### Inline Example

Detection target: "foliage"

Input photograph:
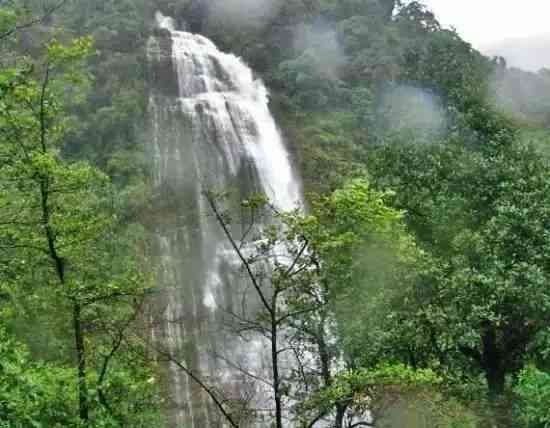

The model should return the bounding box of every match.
[306,363,441,420]
[303,179,419,364]
[0,329,77,428]
[514,366,550,428]
[0,16,163,427]
[365,137,550,404]
[492,64,550,128]
[520,128,550,157]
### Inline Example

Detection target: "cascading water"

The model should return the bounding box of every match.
[147,12,303,427]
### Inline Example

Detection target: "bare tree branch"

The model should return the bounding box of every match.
[96,299,145,419]
[212,351,274,388]
[152,345,241,428]
[276,305,321,326]
[284,241,308,277]
[204,190,273,315]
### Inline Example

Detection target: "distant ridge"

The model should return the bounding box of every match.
[482,34,550,72]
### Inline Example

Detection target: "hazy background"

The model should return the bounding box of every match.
[422,0,550,71]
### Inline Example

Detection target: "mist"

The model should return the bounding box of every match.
[291,23,346,80]
[377,85,447,140]
[483,35,550,72]
[208,0,281,30]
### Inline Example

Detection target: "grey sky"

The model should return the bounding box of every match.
[421,0,550,49]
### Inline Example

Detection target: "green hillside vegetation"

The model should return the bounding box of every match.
[1,1,550,427]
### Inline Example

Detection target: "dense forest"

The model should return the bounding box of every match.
[1,0,550,427]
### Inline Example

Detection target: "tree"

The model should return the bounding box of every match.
[287,179,428,428]
[204,190,314,428]
[0,34,161,426]
[202,179,431,427]
[368,138,550,402]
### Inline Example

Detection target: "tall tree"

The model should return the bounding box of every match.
[0,34,161,426]
[368,138,550,401]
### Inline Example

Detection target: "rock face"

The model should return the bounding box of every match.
[146,12,302,428]
[147,28,178,96]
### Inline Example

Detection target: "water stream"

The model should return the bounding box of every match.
[147,12,303,427]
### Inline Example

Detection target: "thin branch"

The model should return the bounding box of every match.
[288,262,311,278]
[153,345,240,428]
[276,304,321,326]
[223,307,268,336]
[39,63,50,153]
[96,301,143,417]
[290,345,309,391]
[212,351,274,388]
[0,0,68,40]
[204,191,273,315]
[306,411,329,428]
[239,206,257,249]
[83,291,139,306]
[284,241,308,277]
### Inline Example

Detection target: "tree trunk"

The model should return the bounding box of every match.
[481,322,505,398]
[317,316,346,428]
[486,366,505,398]
[37,67,90,423]
[73,302,89,422]
[271,316,283,428]
[335,403,346,428]
[317,317,331,387]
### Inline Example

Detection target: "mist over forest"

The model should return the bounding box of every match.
[483,35,550,72]
[1,1,550,428]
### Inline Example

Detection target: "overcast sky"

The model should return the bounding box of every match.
[421,0,550,48]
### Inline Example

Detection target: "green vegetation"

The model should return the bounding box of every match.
[514,366,550,428]
[0,3,161,427]
[1,0,550,427]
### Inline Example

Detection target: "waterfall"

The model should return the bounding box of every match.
[147,12,302,427]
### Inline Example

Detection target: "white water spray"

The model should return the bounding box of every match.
[147,12,303,427]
